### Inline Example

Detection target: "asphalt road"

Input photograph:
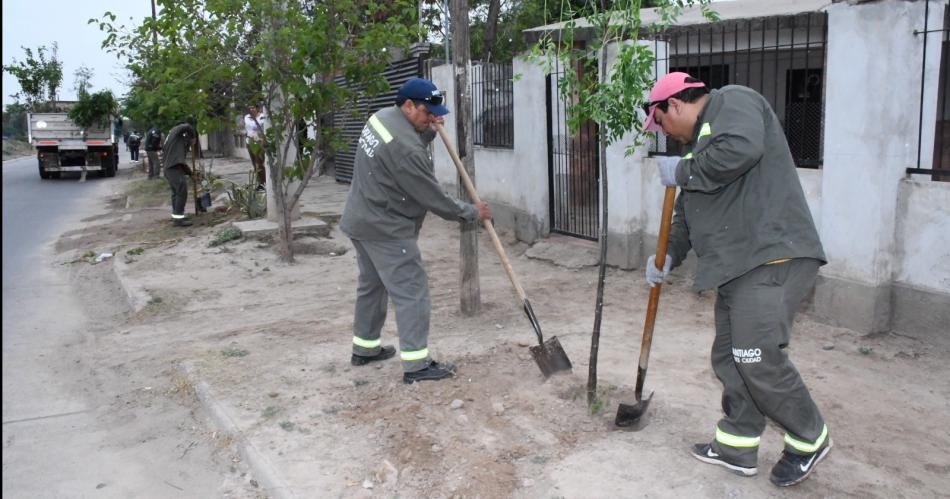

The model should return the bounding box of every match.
[1,153,239,497]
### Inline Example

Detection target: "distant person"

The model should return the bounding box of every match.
[641,72,830,487]
[340,78,491,384]
[127,131,142,163]
[144,126,163,179]
[162,123,197,227]
[244,104,266,191]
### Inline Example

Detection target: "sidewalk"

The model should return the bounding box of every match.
[72,154,950,498]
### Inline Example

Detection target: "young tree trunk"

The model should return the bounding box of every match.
[587,49,609,409]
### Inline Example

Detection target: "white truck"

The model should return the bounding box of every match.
[27,111,118,179]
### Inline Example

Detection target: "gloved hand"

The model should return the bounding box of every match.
[645,254,672,288]
[655,156,680,187]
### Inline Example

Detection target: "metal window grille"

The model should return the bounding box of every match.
[471,62,514,148]
[646,12,828,169]
[909,0,950,181]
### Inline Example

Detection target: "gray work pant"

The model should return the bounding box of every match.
[710,258,827,466]
[350,239,432,372]
[146,150,161,178]
[164,165,190,217]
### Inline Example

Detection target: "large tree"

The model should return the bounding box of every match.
[96,0,419,263]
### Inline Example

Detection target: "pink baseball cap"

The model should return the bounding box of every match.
[642,72,707,132]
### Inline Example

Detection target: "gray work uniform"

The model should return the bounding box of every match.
[145,127,163,178]
[162,123,196,219]
[340,106,478,372]
[666,86,829,464]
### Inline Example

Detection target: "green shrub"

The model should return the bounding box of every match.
[209,226,243,247]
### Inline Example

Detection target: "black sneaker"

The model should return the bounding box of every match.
[172,218,193,227]
[351,345,396,366]
[769,439,833,487]
[690,443,758,477]
[403,361,456,384]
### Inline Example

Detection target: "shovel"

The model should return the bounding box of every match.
[435,124,572,378]
[615,185,677,428]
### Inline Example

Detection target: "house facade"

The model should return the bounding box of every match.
[429,0,950,339]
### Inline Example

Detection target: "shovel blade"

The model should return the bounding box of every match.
[529,336,573,378]
[614,391,653,429]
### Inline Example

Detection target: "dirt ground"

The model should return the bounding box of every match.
[59,158,950,498]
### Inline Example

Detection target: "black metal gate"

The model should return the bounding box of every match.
[333,56,426,183]
[546,60,600,241]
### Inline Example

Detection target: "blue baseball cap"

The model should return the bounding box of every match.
[397,78,449,116]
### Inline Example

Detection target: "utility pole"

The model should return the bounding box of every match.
[150,0,158,47]
[450,0,480,316]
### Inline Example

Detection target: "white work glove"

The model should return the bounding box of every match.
[655,156,680,187]
[645,254,672,288]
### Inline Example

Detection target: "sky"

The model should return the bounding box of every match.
[2,0,154,107]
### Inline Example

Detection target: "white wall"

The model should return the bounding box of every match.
[821,0,943,287]
[432,59,550,238]
[427,0,949,310]
[894,179,950,291]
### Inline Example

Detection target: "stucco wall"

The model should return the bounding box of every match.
[432,59,550,241]
[424,0,948,336]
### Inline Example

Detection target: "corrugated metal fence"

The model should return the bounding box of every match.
[332,57,426,183]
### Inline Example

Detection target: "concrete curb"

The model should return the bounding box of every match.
[178,362,296,499]
[111,257,151,313]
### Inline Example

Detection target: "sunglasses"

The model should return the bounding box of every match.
[414,92,445,106]
[641,99,670,116]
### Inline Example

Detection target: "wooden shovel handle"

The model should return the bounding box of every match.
[638,186,677,370]
[434,124,528,303]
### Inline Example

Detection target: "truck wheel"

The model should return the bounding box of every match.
[38,163,50,179]
[104,155,117,177]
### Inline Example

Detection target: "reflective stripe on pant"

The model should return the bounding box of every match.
[350,239,431,372]
[711,258,826,465]
[164,164,190,217]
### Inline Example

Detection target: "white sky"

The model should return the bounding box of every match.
[2,0,153,107]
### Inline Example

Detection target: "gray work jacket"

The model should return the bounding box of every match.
[162,123,196,170]
[340,106,478,241]
[667,86,826,292]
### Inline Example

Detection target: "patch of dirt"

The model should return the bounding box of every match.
[59,164,950,498]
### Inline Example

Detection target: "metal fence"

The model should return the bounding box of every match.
[909,0,950,181]
[646,12,827,168]
[546,59,600,241]
[471,62,514,148]
[331,57,427,183]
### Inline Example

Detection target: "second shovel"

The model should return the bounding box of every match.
[435,124,572,378]
[615,185,676,428]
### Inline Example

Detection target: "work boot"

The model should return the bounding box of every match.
[690,443,758,477]
[403,361,456,384]
[172,218,193,227]
[351,345,396,366]
[769,439,833,487]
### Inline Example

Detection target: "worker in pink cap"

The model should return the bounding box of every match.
[641,72,831,487]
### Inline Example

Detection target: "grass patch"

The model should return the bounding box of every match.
[125,178,170,208]
[279,421,295,431]
[261,405,281,418]
[221,342,249,358]
[126,247,145,256]
[209,226,243,247]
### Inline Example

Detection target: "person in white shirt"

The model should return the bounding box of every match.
[244,104,267,190]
